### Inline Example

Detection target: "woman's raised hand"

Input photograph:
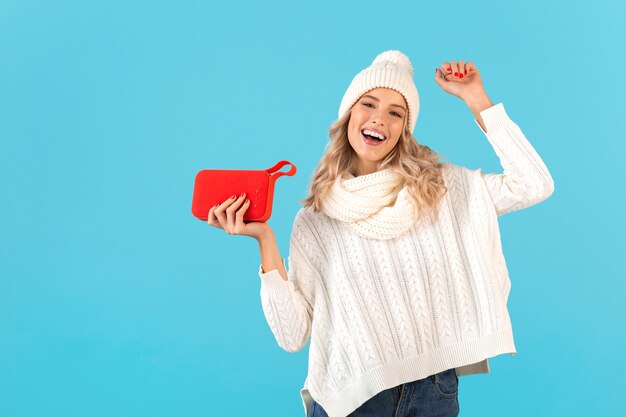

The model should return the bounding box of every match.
[434,60,486,101]
[207,193,270,240]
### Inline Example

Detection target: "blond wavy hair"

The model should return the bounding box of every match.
[299,107,450,223]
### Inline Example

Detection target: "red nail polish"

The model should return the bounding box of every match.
[454,72,458,77]
[464,69,467,75]
[459,74,464,79]
[447,68,451,72]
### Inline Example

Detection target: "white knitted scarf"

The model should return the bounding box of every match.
[322,168,418,240]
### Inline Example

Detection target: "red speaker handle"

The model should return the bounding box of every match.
[265,160,297,181]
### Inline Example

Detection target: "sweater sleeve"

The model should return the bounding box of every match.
[473,102,555,216]
[258,213,317,353]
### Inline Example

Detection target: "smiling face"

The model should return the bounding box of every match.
[347,87,408,176]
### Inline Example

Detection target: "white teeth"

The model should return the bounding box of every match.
[362,129,385,140]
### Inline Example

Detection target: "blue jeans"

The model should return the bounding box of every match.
[308,368,460,417]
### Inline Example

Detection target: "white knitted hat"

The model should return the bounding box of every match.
[338,50,420,133]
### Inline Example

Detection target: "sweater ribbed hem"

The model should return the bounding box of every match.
[300,324,517,417]
[258,264,291,292]
[475,102,508,134]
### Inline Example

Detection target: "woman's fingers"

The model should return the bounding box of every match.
[207,204,223,230]
[449,60,458,78]
[225,193,247,232]
[441,61,452,75]
[208,193,262,238]
[234,198,251,233]
[458,60,465,78]
[466,61,476,75]
[211,194,237,232]
[441,61,477,79]
[440,60,476,79]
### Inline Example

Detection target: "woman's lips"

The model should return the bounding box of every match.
[361,131,385,146]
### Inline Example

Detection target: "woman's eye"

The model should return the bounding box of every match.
[362,102,402,118]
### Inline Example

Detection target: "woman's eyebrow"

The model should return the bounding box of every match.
[362,94,406,112]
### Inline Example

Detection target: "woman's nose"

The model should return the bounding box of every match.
[372,110,386,125]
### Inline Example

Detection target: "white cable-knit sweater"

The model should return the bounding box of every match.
[258,103,554,417]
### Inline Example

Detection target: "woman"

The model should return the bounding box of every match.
[207,50,554,417]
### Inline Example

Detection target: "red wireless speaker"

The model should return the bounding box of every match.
[191,160,297,223]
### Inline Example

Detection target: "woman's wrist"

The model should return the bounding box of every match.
[463,91,493,114]
[256,225,275,245]
[463,91,493,132]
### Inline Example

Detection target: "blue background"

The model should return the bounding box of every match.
[1,0,624,416]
